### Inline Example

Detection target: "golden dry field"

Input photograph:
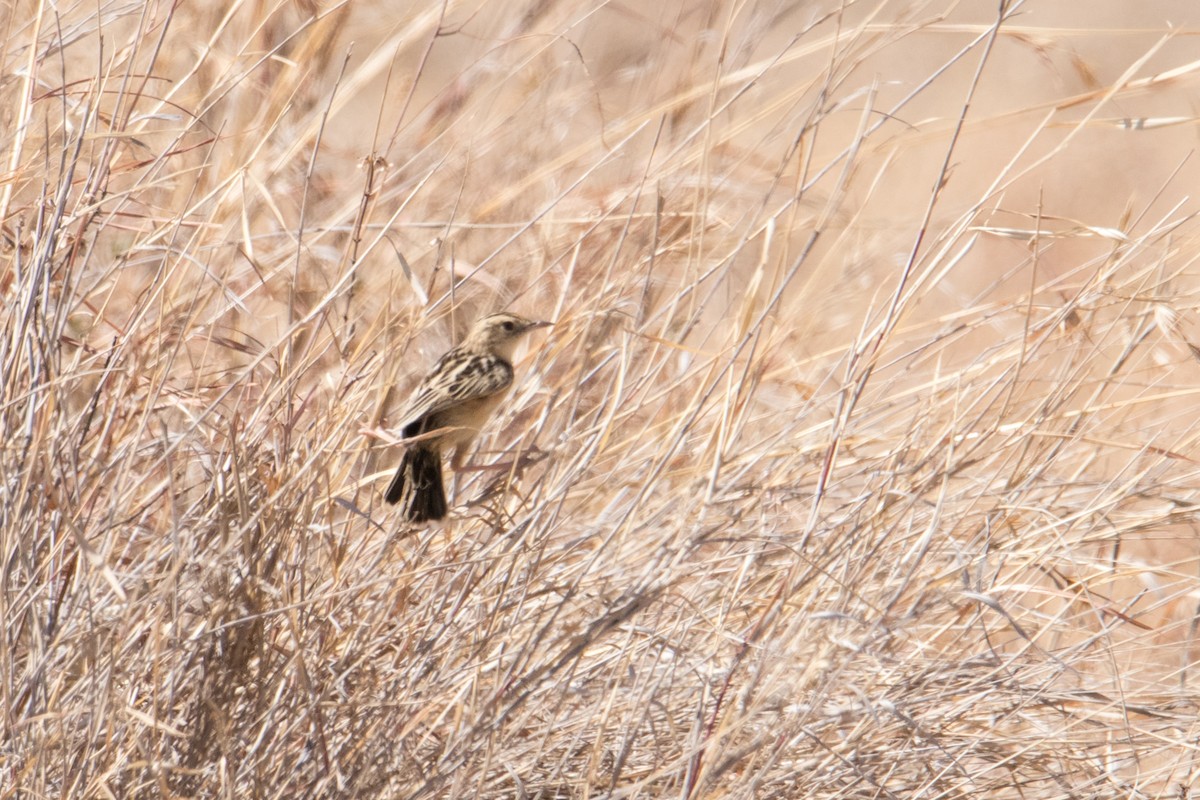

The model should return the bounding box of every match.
[5,0,1200,797]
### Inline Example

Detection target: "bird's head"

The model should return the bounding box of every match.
[464,312,551,359]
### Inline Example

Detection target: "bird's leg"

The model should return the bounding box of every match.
[451,438,496,471]
[450,443,469,471]
[448,439,475,506]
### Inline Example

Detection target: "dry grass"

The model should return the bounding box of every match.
[5,0,1200,797]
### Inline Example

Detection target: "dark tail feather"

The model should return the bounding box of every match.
[385,446,447,522]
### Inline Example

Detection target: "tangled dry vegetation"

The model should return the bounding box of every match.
[5,0,1200,797]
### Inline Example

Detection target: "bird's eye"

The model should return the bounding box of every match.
[502,320,515,332]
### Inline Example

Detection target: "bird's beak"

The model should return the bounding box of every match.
[528,320,553,330]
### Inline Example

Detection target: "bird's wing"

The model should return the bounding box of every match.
[398,351,514,434]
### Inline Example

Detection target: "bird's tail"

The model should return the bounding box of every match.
[385,446,447,522]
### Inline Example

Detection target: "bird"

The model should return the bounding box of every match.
[385,312,551,522]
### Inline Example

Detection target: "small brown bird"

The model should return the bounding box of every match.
[386,312,551,521]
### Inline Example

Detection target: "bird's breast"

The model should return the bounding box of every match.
[429,391,509,446]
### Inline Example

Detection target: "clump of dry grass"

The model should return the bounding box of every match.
[5,0,1200,797]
